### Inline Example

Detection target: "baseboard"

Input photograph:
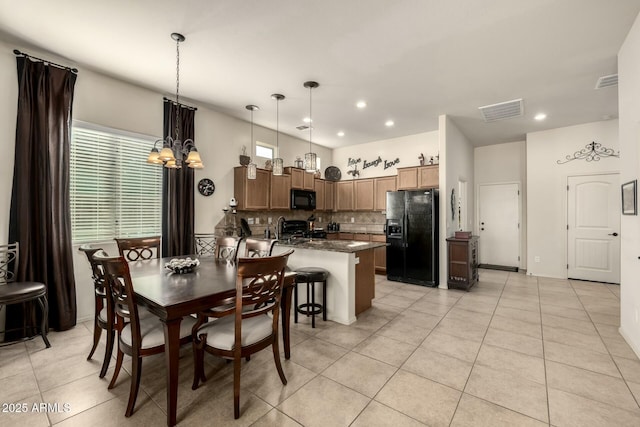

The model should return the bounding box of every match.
[619,326,640,360]
[479,264,519,272]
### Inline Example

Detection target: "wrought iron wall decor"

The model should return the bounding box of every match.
[556,141,619,164]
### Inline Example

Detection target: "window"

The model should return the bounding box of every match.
[255,141,274,159]
[69,122,162,243]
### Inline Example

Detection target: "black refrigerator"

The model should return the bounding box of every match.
[386,189,439,286]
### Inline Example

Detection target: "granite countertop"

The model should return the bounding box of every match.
[275,238,386,253]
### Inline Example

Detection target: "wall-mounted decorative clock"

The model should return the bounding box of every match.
[197,178,215,196]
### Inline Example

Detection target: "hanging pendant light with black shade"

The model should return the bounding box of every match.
[303,81,319,173]
[246,104,259,179]
[147,33,203,169]
[271,93,285,176]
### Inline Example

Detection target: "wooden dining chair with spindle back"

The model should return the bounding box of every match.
[114,236,161,261]
[214,236,242,262]
[194,233,217,257]
[244,238,278,258]
[191,249,294,419]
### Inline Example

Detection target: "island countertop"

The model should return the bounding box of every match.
[274,238,386,253]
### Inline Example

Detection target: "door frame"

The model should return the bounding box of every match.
[565,171,621,283]
[476,181,523,269]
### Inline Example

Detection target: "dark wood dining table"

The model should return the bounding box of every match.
[128,256,296,427]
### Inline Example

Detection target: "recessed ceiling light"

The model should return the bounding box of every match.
[337,131,345,137]
[303,117,312,123]
[534,113,547,121]
[356,100,367,109]
[385,120,395,127]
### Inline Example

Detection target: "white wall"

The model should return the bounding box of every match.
[331,131,439,178]
[439,115,475,288]
[618,13,640,357]
[475,141,527,269]
[526,120,619,279]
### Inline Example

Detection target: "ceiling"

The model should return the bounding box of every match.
[1,0,638,148]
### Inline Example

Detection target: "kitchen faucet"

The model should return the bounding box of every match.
[275,216,286,240]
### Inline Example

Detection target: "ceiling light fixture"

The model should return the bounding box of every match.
[271,94,285,176]
[246,104,259,179]
[147,33,203,169]
[385,120,395,127]
[534,113,547,121]
[303,117,312,123]
[356,100,367,109]
[303,81,319,173]
[337,131,345,137]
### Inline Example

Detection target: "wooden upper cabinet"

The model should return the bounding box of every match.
[303,172,315,190]
[269,174,291,210]
[285,167,304,189]
[314,179,325,211]
[336,181,354,211]
[397,167,418,190]
[325,181,335,212]
[234,166,270,210]
[419,165,439,188]
[354,179,374,211]
[374,176,397,211]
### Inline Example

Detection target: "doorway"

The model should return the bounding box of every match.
[567,173,620,283]
[478,183,520,270]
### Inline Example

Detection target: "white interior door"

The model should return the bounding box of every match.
[478,183,520,268]
[567,174,620,283]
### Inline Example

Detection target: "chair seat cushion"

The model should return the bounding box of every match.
[293,267,329,283]
[99,306,152,324]
[121,315,196,349]
[197,313,273,351]
[0,281,46,304]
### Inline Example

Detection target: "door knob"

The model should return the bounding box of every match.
[608,232,619,236]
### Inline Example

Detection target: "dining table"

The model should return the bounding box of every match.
[128,255,296,427]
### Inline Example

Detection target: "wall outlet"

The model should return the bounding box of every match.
[247,218,254,225]
[255,218,260,224]
[351,217,355,223]
[534,256,540,263]
[319,216,322,223]
[268,217,272,224]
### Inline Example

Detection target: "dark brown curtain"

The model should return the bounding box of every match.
[7,57,78,338]
[162,100,195,257]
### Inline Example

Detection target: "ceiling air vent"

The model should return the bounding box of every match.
[296,125,309,131]
[595,74,618,89]
[478,98,523,122]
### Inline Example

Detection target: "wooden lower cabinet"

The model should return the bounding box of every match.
[446,236,479,291]
[355,249,375,315]
[353,233,371,242]
[370,234,387,274]
[338,233,354,240]
[326,232,339,240]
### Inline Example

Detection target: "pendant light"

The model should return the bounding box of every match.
[246,104,259,179]
[271,93,285,176]
[303,81,319,172]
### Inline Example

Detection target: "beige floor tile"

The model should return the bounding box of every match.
[407,299,453,316]
[453,299,497,316]
[278,376,370,427]
[541,312,597,335]
[490,315,542,339]
[240,359,317,407]
[546,360,638,411]
[423,289,463,306]
[606,284,621,296]
[483,328,543,358]
[548,388,640,427]
[350,310,393,333]
[539,295,583,310]
[374,293,418,309]
[375,370,460,427]
[628,381,640,404]
[251,409,303,427]
[33,350,106,392]
[353,334,417,367]
[0,393,49,427]
[376,318,433,346]
[544,341,620,378]
[475,344,545,385]
[313,324,372,349]
[445,307,492,326]
[0,370,41,403]
[390,287,431,301]
[395,309,442,330]
[497,296,540,313]
[451,393,548,427]
[464,364,548,423]
[431,317,487,343]
[288,336,348,373]
[614,355,640,383]
[402,347,473,390]
[602,335,639,359]
[588,311,621,326]
[420,330,482,363]
[493,305,541,324]
[540,303,589,321]
[351,400,426,427]
[543,325,608,353]
[0,343,32,380]
[594,322,623,338]
[322,352,397,398]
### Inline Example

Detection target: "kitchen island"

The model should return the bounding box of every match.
[271,239,386,325]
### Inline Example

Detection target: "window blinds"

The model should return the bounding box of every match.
[69,123,162,243]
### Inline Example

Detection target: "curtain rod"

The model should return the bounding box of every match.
[13,49,78,74]
[163,97,197,111]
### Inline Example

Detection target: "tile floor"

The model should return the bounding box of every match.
[1,270,640,426]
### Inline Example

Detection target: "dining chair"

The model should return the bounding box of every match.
[0,242,50,348]
[191,249,294,419]
[94,251,196,417]
[244,238,277,258]
[194,233,217,257]
[79,245,115,378]
[215,236,242,262]
[114,236,161,261]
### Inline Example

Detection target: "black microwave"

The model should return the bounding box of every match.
[291,189,316,210]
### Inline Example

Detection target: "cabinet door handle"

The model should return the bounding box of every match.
[608,232,618,236]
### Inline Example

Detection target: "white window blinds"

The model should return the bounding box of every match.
[70,123,162,243]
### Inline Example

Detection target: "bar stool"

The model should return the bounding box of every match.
[293,267,329,328]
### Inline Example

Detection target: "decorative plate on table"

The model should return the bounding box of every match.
[165,257,200,274]
[324,166,341,181]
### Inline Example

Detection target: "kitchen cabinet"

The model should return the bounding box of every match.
[326,232,339,240]
[419,165,439,188]
[370,234,387,274]
[303,171,315,190]
[353,233,371,242]
[269,174,291,210]
[374,176,397,211]
[354,179,374,211]
[285,167,314,190]
[397,165,439,190]
[325,181,335,211]
[446,236,479,291]
[314,179,325,211]
[234,166,270,210]
[338,233,354,240]
[336,181,354,211]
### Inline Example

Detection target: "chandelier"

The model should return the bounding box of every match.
[147,33,203,169]
[303,81,319,173]
[246,104,259,179]
[271,93,285,176]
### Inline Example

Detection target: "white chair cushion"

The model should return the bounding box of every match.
[99,305,152,323]
[98,307,108,323]
[121,315,197,349]
[197,314,273,351]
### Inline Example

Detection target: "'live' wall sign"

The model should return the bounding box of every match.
[348,156,400,171]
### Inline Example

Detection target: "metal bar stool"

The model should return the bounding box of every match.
[293,267,329,328]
